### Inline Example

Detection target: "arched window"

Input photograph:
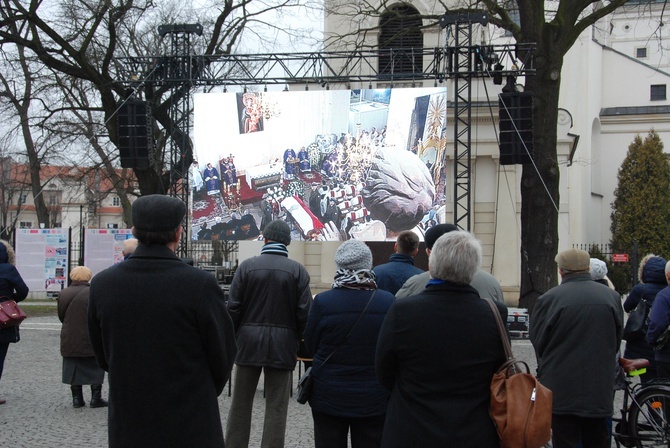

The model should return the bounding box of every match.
[379,4,423,76]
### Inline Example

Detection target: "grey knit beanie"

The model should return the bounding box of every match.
[589,258,608,280]
[335,239,372,271]
[263,219,291,245]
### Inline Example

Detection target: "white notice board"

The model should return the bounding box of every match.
[15,228,69,293]
[84,229,134,277]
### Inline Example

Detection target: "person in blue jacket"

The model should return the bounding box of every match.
[304,239,395,448]
[645,259,670,378]
[625,254,667,381]
[372,230,423,295]
[0,239,29,405]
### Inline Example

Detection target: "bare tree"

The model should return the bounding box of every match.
[0,0,320,199]
[0,38,59,228]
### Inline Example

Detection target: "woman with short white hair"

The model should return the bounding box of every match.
[376,230,508,447]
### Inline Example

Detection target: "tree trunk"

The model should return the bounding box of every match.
[518,52,562,313]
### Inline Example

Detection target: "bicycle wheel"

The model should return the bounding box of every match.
[629,387,670,447]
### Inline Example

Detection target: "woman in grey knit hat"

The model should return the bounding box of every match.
[303,239,396,448]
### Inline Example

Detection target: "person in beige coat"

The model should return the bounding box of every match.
[58,266,107,408]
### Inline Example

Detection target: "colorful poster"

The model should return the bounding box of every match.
[84,229,135,277]
[193,87,448,242]
[15,228,69,292]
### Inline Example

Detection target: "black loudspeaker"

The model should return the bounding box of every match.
[499,92,533,165]
[117,100,151,169]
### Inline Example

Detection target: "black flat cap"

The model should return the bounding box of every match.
[132,194,186,232]
[424,224,459,250]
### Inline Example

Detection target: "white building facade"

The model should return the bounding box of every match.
[292,1,670,303]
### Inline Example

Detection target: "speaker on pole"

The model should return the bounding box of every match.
[117,99,151,169]
[498,92,533,165]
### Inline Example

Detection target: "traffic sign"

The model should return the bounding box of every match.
[612,253,629,263]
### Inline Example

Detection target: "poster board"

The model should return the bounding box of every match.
[15,228,69,293]
[84,229,135,277]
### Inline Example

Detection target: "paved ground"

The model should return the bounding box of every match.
[0,309,624,447]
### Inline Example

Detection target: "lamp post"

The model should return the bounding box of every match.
[78,204,84,266]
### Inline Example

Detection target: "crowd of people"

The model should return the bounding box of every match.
[4,193,670,448]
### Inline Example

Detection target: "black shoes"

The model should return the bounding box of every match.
[89,384,108,408]
[70,385,108,408]
[71,385,85,408]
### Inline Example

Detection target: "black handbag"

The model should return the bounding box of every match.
[296,366,313,404]
[623,292,649,342]
[296,290,376,405]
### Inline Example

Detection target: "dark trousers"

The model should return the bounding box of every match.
[552,414,610,448]
[0,342,9,381]
[312,410,385,448]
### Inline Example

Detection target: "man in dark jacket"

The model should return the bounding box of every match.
[88,195,237,448]
[373,230,423,295]
[530,248,623,448]
[226,219,312,448]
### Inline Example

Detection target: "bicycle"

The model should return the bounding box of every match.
[613,357,670,447]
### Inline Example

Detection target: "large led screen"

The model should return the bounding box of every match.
[192,87,447,242]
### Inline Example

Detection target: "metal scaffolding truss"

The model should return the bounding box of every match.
[119,17,535,254]
[117,44,534,88]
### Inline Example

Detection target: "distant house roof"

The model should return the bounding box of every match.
[5,160,136,192]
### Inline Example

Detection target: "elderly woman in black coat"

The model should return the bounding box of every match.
[58,266,107,408]
[375,231,508,447]
[0,240,29,405]
[304,239,395,448]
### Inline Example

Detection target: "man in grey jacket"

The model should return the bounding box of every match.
[226,219,312,448]
[530,248,623,448]
[395,224,504,302]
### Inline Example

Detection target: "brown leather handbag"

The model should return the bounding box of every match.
[484,298,552,448]
[0,299,27,328]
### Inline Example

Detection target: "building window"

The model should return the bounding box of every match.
[107,223,119,229]
[48,195,58,205]
[18,193,27,205]
[651,84,667,101]
[636,47,648,59]
[112,196,120,207]
[379,4,424,76]
[19,221,32,229]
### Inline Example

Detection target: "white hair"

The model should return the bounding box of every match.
[429,231,481,284]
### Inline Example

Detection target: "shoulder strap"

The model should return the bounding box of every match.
[322,290,376,366]
[483,297,513,361]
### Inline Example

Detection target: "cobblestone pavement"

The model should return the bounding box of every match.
[0,315,314,447]
[0,313,624,447]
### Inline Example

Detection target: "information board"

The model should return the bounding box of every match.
[84,229,134,277]
[15,228,69,293]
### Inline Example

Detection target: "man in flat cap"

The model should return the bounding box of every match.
[226,219,312,448]
[88,194,237,448]
[530,248,623,448]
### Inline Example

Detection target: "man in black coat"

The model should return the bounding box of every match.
[88,195,237,448]
[531,248,623,448]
